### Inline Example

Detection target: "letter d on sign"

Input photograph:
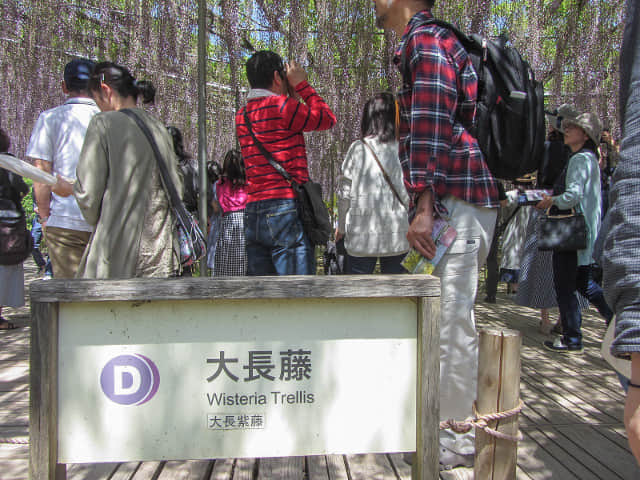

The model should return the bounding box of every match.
[100,354,160,406]
[113,365,142,396]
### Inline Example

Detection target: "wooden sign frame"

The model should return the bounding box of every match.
[29,275,440,480]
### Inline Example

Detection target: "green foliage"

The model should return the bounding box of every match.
[21,178,35,229]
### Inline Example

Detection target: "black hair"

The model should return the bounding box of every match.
[361,92,396,143]
[207,160,221,183]
[166,126,192,166]
[88,61,156,104]
[220,149,246,187]
[0,128,10,153]
[547,129,563,142]
[583,139,601,161]
[246,51,285,90]
[424,0,436,8]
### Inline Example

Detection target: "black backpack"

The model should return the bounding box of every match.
[400,19,545,181]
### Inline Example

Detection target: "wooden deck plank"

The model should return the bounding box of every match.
[157,460,212,479]
[257,456,304,480]
[325,454,349,480]
[65,462,120,479]
[232,458,256,480]
[523,375,620,425]
[345,453,396,480]
[109,462,142,480]
[129,461,165,479]
[519,428,594,479]
[387,453,411,480]
[306,455,329,480]
[209,458,234,480]
[0,459,29,480]
[523,366,625,420]
[556,424,639,479]
[531,426,624,479]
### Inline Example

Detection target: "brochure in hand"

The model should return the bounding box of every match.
[402,217,457,275]
[517,189,552,205]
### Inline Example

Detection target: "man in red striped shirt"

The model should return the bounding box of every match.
[236,51,336,275]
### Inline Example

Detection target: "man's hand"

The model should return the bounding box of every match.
[52,175,74,197]
[285,61,307,89]
[335,229,344,242]
[406,190,437,259]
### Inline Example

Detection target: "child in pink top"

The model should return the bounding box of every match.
[213,149,248,276]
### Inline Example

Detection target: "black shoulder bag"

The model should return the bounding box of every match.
[121,109,206,267]
[0,169,32,265]
[242,109,331,246]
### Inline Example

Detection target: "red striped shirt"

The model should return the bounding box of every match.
[236,81,337,203]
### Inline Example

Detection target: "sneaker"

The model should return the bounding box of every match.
[543,336,583,354]
[440,446,474,471]
[551,321,562,334]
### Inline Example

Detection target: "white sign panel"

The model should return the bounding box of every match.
[57,298,417,463]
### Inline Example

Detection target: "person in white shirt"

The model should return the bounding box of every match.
[336,92,410,273]
[26,59,99,278]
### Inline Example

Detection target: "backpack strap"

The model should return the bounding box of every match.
[399,17,487,89]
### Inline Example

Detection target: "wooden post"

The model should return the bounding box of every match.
[474,328,522,480]
[30,300,66,480]
[414,297,440,480]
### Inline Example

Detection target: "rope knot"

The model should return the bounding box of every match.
[439,399,525,443]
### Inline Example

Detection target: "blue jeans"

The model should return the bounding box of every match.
[552,251,614,346]
[345,253,406,274]
[31,217,52,274]
[244,199,315,275]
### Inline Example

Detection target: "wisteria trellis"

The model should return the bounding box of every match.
[0,0,625,197]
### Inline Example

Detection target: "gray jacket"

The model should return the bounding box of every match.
[74,108,182,279]
[597,0,640,358]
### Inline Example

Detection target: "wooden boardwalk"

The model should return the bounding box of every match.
[0,260,637,479]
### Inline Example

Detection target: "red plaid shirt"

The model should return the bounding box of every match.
[394,10,498,208]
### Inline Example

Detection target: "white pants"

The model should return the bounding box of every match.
[433,195,497,455]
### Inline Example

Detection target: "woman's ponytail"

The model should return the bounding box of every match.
[134,80,156,105]
[90,62,156,105]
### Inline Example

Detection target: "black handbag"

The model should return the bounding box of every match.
[537,207,587,252]
[121,109,206,267]
[0,209,32,265]
[243,110,331,246]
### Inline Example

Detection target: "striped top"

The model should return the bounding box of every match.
[236,81,337,203]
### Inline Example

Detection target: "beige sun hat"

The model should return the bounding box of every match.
[546,103,580,132]
[562,112,602,146]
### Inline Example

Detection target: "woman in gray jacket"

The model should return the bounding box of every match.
[57,62,182,278]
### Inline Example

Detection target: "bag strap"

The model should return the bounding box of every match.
[242,108,295,185]
[400,18,475,87]
[120,109,190,227]
[361,139,405,206]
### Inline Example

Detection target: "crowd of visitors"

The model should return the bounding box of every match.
[1,0,639,471]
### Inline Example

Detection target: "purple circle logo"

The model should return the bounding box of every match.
[100,354,160,405]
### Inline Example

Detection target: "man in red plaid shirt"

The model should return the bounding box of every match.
[374,0,499,471]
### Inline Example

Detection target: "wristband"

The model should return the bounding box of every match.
[629,381,640,389]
